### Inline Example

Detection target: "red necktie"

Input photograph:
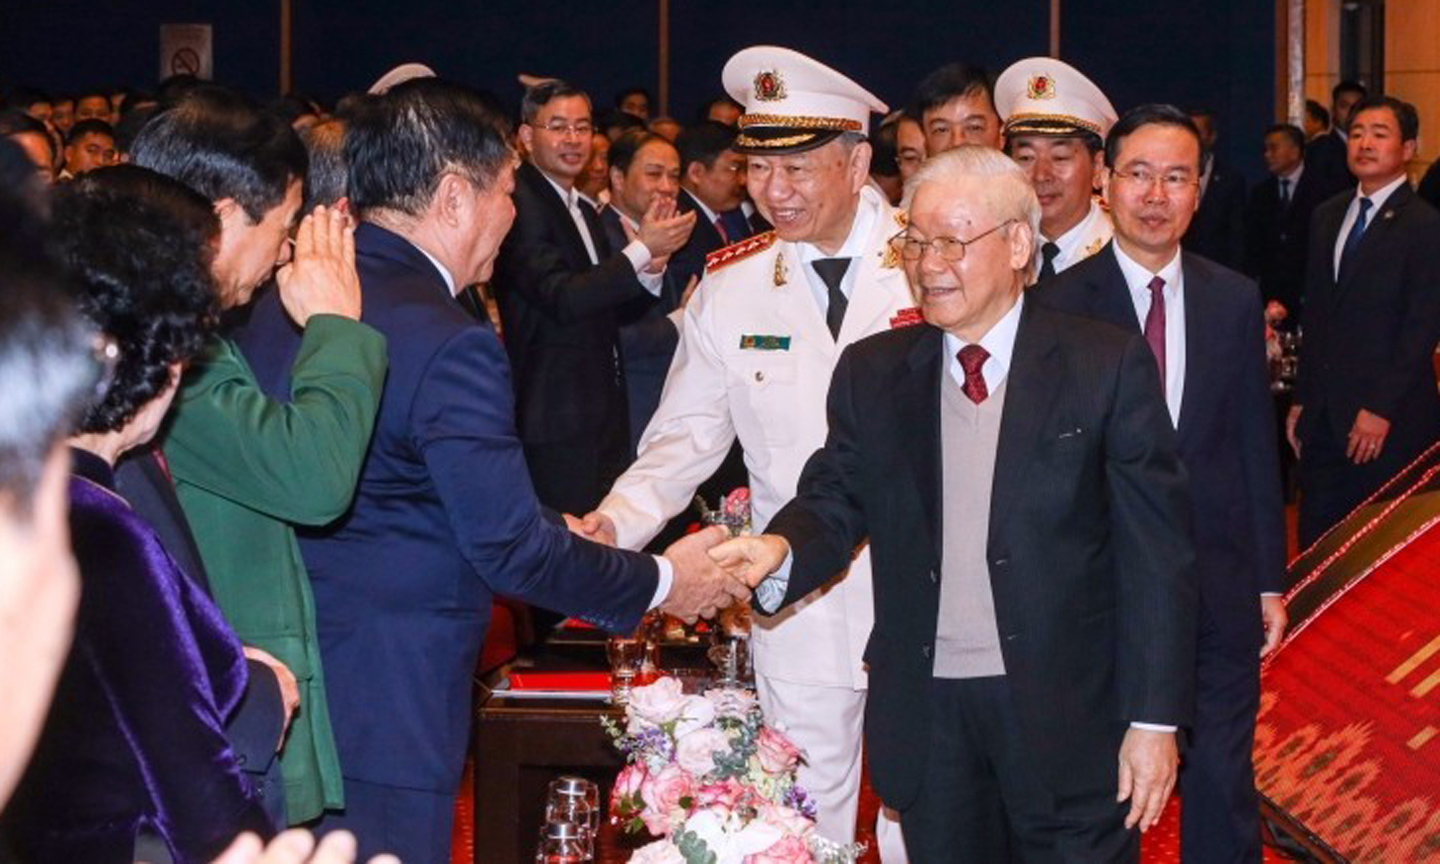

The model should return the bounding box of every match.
[714,215,729,244]
[957,344,990,405]
[1143,276,1166,384]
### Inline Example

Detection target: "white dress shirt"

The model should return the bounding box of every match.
[1113,243,1186,426]
[538,169,665,297]
[795,192,879,318]
[1332,173,1408,279]
[943,293,1024,393]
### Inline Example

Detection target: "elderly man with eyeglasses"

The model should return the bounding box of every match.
[710,143,1198,863]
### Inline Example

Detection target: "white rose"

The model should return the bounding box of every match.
[672,693,718,738]
[675,727,732,777]
[626,676,688,726]
[628,839,686,864]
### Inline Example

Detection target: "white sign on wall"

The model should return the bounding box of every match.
[159,24,213,80]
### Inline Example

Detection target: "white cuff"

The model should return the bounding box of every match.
[753,549,794,614]
[624,240,664,296]
[1129,722,1178,733]
[648,555,674,610]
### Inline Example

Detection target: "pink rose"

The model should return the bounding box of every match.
[745,834,815,864]
[754,727,804,775]
[694,777,746,812]
[627,676,688,728]
[630,839,686,864]
[675,727,731,777]
[612,764,648,816]
[756,803,814,839]
[639,764,693,835]
[672,693,718,738]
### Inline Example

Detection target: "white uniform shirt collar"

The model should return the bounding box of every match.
[943,292,1025,394]
[1045,199,1104,263]
[1354,172,1407,212]
[796,185,880,266]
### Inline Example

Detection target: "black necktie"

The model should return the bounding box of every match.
[813,258,852,339]
[1278,177,1292,208]
[1039,242,1061,281]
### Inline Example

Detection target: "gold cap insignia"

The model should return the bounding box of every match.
[754,70,787,102]
[1027,74,1056,100]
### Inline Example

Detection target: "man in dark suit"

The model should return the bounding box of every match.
[1183,107,1247,270]
[713,145,1197,862]
[1245,123,1327,317]
[1040,105,1287,864]
[670,120,751,288]
[596,129,689,455]
[491,80,694,516]
[1290,95,1440,547]
[237,78,746,864]
[1305,80,1367,201]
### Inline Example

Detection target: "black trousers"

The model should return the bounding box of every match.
[1178,607,1263,863]
[899,676,1137,864]
[1297,406,1414,548]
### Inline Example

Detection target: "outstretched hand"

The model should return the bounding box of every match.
[660,525,750,623]
[708,534,790,589]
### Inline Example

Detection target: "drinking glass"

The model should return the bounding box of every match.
[547,776,600,831]
[607,635,645,705]
[535,821,591,863]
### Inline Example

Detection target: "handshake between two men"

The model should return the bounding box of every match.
[567,513,789,624]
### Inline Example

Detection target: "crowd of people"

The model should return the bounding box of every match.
[0,40,1438,864]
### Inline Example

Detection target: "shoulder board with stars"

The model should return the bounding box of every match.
[705,231,777,273]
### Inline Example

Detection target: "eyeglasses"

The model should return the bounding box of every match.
[534,121,593,138]
[889,219,1015,263]
[1112,168,1199,192]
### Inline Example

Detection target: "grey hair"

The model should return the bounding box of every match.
[903,144,1041,281]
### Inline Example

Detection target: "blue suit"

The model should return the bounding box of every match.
[235,223,660,863]
[1037,244,1285,863]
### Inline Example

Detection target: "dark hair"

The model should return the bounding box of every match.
[5,87,51,111]
[156,74,201,107]
[676,120,737,174]
[1185,106,1216,121]
[870,119,900,178]
[65,119,114,147]
[52,165,219,434]
[521,80,590,125]
[73,91,111,109]
[301,118,348,211]
[1265,123,1306,153]
[347,77,513,217]
[697,95,743,125]
[0,183,102,505]
[615,87,652,110]
[0,110,50,141]
[609,129,674,175]
[112,104,158,155]
[1104,103,1203,169]
[271,92,324,125]
[1349,94,1420,142]
[597,108,646,139]
[119,90,157,118]
[1305,99,1330,129]
[131,93,307,222]
[0,138,49,215]
[913,63,996,116]
[1333,80,1368,103]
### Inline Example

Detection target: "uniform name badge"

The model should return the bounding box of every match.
[739,334,792,351]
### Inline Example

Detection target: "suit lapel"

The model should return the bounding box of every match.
[1177,254,1218,437]
[989,302,1063,545]
[898,327,944,563]
[1088,244,1144,333]
[522,162,592,267]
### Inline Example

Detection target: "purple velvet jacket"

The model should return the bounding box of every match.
[0,449,272,863]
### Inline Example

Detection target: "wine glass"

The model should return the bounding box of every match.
[607,635,645,705]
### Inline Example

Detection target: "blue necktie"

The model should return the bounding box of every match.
[720,209,750,243]
[1339,196,1373,279]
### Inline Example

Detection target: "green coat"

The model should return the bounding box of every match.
[163,315,386,824]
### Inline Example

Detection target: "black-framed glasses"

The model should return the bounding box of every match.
[889,219,1015,263]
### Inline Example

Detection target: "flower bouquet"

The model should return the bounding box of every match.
[603,677,864,864]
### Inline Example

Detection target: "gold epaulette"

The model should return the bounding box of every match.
[705,231,777,273]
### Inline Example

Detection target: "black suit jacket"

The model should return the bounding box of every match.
[1184,155,1247,270]
[1244,168,1327,314]
[1296,182,1440,463]
[670,189,730,290]
[491,161,648,507]
[1304,129,1356,202]
[113,449,285,783]
[599,205,684,452]
[1038,245,1286,649]
[766,301,1197,809]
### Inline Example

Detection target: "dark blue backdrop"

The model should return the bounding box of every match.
[0,0,1274,178]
